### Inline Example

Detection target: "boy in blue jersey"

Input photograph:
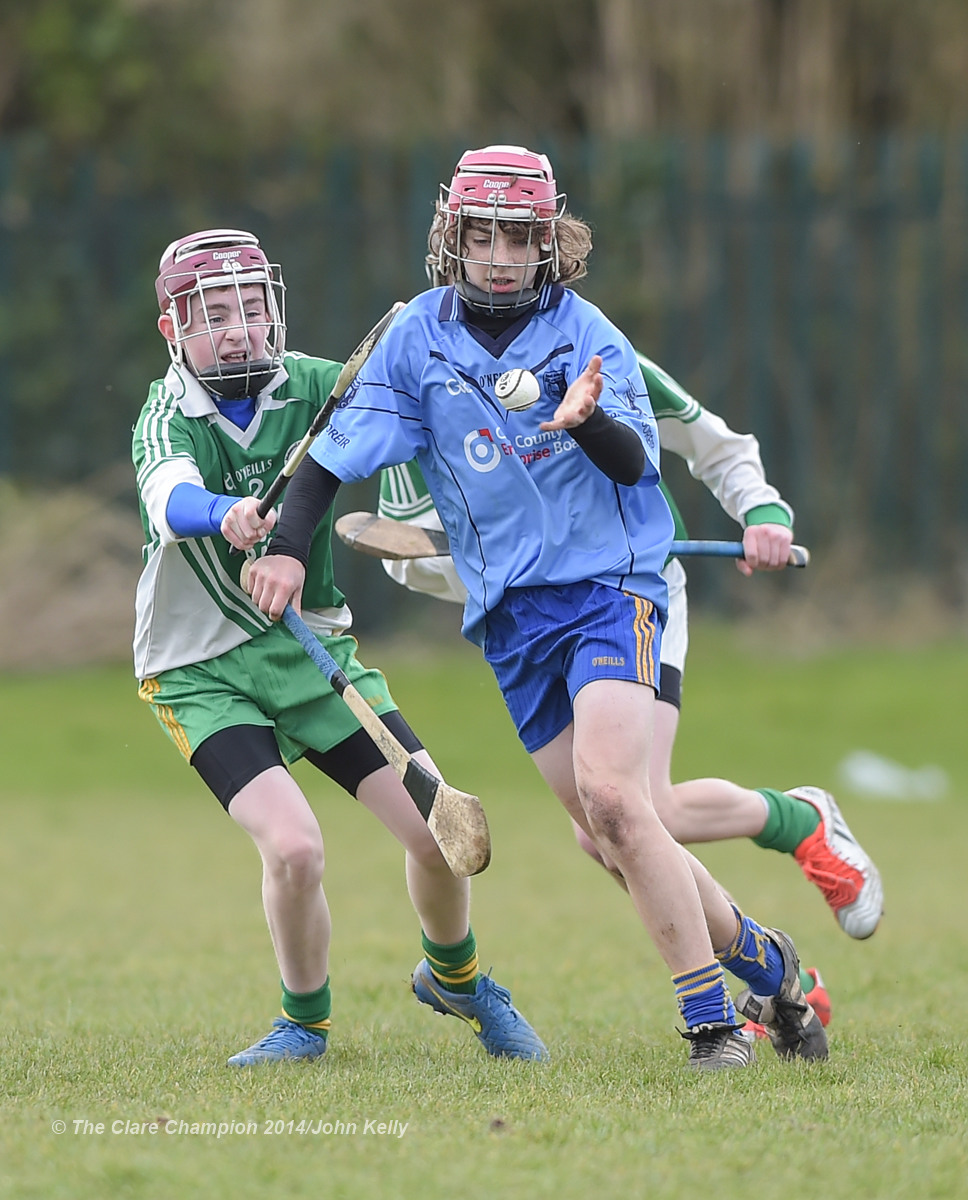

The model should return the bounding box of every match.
[134,228,546,1067]
[248,147,828,1069]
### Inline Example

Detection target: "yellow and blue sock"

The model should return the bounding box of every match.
[672,960,736,1028]
[715,907,785,996]
[421,928,481,995]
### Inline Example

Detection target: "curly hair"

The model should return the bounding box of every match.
[426,207,593,289]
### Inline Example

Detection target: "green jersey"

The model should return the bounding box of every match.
[133,352,345,679]
[634,351,792,535]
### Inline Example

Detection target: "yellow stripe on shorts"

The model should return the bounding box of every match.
[138,677,194,762]
[631,596,657,688]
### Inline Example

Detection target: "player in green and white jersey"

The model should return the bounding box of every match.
[132,228,546,1067]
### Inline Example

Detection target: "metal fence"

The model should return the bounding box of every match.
[1,134,966,623]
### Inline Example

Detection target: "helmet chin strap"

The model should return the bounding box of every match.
[454,280,540,312]
[194,358,281,401]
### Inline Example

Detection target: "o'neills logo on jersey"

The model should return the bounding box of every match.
[463,428,502,472]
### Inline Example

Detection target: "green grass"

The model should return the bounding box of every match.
[1,625,967,1199]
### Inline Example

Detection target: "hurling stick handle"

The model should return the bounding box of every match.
[280,606,415,777]
[669,540,810,567]
[257,433,313,518]
[256,300,406,520]
[280,606,490,877]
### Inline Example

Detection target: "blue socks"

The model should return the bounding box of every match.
[714,906,785,996]
[672,960,736,1028]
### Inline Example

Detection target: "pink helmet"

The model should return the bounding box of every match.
[442,145,563,222]
[437,145,566,311]
[155,229,286,400]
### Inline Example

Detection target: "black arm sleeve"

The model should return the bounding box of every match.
[569,405,646,486]
[264,457,342,566]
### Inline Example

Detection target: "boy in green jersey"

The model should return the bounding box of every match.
[132,228,546,1066]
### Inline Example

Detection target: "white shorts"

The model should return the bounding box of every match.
[660,556,688,676]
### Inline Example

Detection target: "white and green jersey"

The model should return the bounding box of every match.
[378,352,793,605]
[133,353,347,679]
[635,351,792,532]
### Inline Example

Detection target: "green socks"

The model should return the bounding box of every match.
[753,788,821,854]
[749,793,823,996]
[421,928,481,995]
[281,977,332,1034]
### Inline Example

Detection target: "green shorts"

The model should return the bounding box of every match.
[138,621,397,764]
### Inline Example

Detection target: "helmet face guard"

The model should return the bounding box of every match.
[155,229,286,400]
[437,145,566,312]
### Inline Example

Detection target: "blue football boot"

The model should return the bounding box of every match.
[411,959,548,1061]
[227,1018,327,1067]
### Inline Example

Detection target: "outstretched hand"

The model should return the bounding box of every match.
[540,355,604,431]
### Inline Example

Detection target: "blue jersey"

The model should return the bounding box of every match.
[310,285,674,645]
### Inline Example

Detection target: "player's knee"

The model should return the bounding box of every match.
[574,820,627,881]
[263,829,325,888]
[582,785,632,851]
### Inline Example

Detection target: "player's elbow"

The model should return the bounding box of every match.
[615,443,646,486]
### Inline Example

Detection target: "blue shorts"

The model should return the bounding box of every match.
[482,580,665,754]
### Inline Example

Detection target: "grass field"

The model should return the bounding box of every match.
[1,623,966,1199]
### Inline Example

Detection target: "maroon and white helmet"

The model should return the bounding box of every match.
[155,228,286,400]
[437,145,566,311]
